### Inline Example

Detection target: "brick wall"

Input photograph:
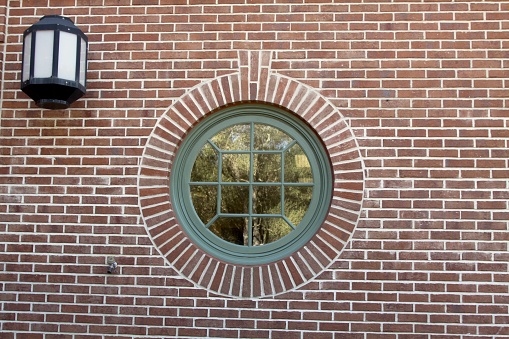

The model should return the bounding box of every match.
[0,0,7,100]
[1,1,509,338]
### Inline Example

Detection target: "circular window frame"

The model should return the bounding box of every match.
[170,104,333,265]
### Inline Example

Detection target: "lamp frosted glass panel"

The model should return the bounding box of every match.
[34,30,54,78]
[22,33,32,82]
[58,31,78,81]
[79,38,87,86]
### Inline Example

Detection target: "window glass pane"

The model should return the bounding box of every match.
[253,186,281,214]
[254,124,293,150]
[222,153,250,182]
[285,186,313,226]
[191,185,217,224]
[285,144,312,183]
[58,31,77,81]
[22,33,32,82]
[34,30,54,78]
[212,124,250,150]
[210,217,247,245]
[253,153,280,182]
[191,143,218,182]
[221,185,249,214]
[252,218,292,246]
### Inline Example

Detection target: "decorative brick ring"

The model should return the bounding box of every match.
[138,51,364,298]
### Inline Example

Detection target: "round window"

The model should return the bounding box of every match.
[171,104,332,265]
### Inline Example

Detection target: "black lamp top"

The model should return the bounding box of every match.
[24,15,87,40]
[33,15,75,27]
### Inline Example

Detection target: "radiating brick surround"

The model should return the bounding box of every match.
[139,51,364,298]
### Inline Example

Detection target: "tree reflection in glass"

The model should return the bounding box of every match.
[210,217,247,245]
[190,185,216,224]
[191,143,218,182]
[222,153,250,182]
[190,123,314,247]
[212,124,250,150]
[254,124,292,150]
[285,144,312,183]
[252,218,292,246]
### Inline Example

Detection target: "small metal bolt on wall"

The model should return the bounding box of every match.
[106,256,117,274]
[20,15,88,109]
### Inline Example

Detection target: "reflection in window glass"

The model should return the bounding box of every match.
[221,185,249,214]
[252,218,292,246]
[191,185,217,224]
[253,186,281,214]
[212,124,250,150]
[191,123,315,247]
[253,153,280,182]
[285,144,312,183]
[254,124,292,150]
[191,143,218,182]
[210,217,248,245]
[222,153,250,182]
[285,186,313,226]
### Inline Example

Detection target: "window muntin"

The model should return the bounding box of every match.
[171,105,332,265]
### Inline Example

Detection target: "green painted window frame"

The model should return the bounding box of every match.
[171,104,333,265]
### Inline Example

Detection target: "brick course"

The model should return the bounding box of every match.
[1,0,509,338]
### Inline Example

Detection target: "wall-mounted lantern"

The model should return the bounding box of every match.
[21,15,88,110]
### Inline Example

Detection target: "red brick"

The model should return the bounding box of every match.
[2,1,509,337]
